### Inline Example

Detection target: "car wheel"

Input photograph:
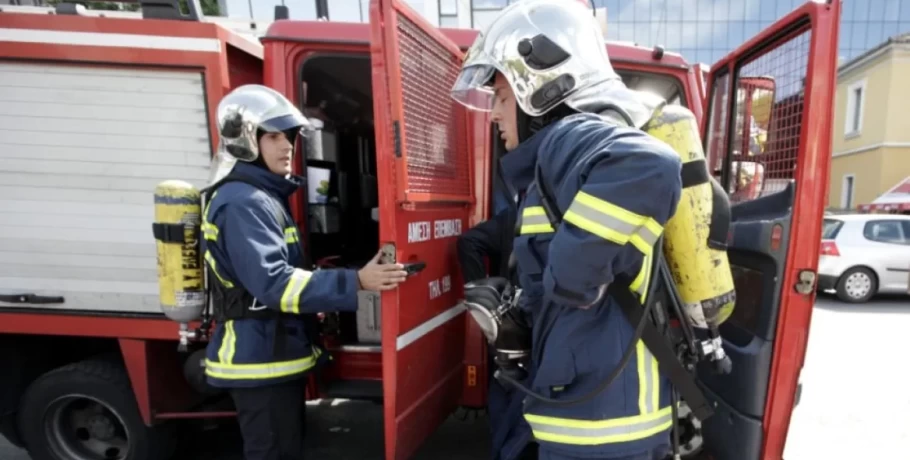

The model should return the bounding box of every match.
[836,267,877,303]
[17,358,176,460]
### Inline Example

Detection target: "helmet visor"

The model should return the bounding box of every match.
[260,112,314,138]
[451,64,496,112]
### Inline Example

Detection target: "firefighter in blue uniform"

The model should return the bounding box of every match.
[451,1,683,459]
[202,84,408,460]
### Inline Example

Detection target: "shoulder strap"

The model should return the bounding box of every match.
[531,134,714,421]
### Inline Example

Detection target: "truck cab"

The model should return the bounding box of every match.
[0,1,841,459]
[261,1,840,459]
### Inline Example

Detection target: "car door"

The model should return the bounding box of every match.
[368,1,474,459]
[698,1,841,459]
[859,219,910,291]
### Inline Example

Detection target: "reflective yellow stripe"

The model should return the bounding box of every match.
[202,191,219,240]
[563,191,662,256]
[628,253,654,301]
[284,227,299,243]
[205,347,322,380]
[520,206,555,234]
[202,223,219,241]
[204,250,234,288]
[525,406,672,445]
[217,320,235,364]
[279,268,312,314]
[636,341,659,415]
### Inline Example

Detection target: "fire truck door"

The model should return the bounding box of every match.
[697,2,841,460]
[368,1,474,459]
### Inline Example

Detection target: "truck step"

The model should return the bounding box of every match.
[323,379,383,401]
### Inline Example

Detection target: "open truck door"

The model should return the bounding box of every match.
[368,1,473,458]
[699,1,840,459]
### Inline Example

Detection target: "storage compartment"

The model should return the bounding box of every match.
[299,54,382,347]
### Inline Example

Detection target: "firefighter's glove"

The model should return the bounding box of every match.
[463,277,510,344]
[464,277,509,312]
[495,307,532,354]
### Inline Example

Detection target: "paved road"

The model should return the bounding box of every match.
[782,294,910,459]
[3,295,908,459]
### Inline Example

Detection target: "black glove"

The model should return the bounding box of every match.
[464,277,510,312]
[463,277,531,354]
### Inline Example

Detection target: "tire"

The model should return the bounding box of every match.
[836,266,877,303]
[17,358,177,460]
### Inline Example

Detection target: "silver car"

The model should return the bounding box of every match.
[817,213,910,303]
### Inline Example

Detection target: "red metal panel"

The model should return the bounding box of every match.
[369,1,472,458]
[119,339,200,425]
[701,2,841,459]
[0,13,262,426]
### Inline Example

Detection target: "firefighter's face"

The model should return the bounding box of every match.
[491,73,519,151]
[259,131,294,176]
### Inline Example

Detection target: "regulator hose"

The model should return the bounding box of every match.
[495,278,657,407]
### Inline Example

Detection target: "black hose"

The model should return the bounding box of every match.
[496,276,656,407]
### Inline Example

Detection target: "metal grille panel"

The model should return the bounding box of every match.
[395,13,471,200]
[714,30,812,204]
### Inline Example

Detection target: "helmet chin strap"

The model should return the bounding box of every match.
[516,103,578,143]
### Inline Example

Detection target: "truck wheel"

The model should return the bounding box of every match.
[16,358,176,460]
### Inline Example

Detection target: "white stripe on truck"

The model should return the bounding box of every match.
[0,27,221,52]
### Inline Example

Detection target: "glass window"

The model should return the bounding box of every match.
[863,220,908,244]
[439,0,458,15]
[439,15,459,28]
[472,10,502,30]
[822,219,844,239]
[473,0,509,7]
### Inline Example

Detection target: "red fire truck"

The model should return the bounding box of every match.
[0,1,840,459]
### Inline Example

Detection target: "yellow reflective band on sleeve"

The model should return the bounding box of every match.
[202,223,219,241]
[205,347,322,380]
[520,206,555,234]
[636,340,660,415]
[628,253,654,302]
[525,406,672,446]
[279,268,313,314]
[284,227,299,244]
[204,250,234,288]
[563,191,662,256]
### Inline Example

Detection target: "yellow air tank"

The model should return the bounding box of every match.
[642,104,736,329]
[152,180,206,324]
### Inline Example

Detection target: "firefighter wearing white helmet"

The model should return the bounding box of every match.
[451,1,731,459]
[202,84,407,459]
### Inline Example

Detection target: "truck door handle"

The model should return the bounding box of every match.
[0,293,65,304]
[403,262,426,277]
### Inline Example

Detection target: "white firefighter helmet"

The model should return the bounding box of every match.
[450,0,662,128]
[208,84,312,184]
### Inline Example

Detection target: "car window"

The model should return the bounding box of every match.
[862,220,909,245]
[822,218,843,239]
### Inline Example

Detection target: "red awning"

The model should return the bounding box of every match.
[858,176,910,213]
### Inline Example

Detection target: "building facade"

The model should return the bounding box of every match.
[827,34,910,211]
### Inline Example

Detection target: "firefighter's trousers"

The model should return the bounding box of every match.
[231,379,307,460]
[537,443,669,460]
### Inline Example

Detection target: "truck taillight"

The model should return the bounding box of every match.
[820,240,839,256]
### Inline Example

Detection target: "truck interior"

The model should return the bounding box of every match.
[298,54,384,380]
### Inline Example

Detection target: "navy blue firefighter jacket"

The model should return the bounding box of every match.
[201,162,360,388]
[502,112,683,458]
